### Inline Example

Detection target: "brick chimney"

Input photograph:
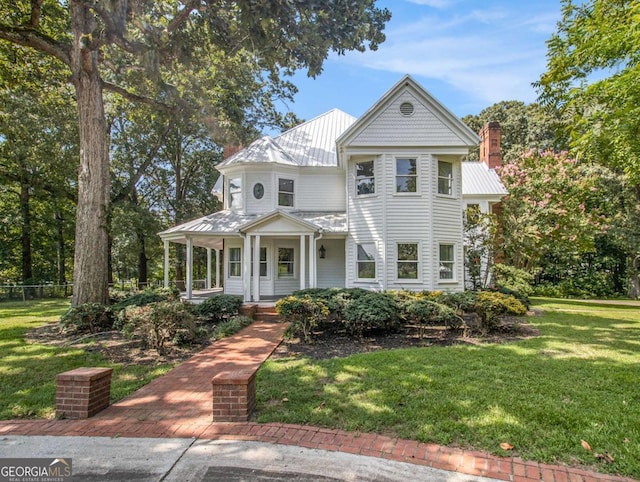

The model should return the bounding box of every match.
[479,122,502,169]
[223,144,243,159]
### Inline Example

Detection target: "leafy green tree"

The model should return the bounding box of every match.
[462,101,565,162]
[0,1,390,305]
[0,47,77,285]
[499,149,633,295]
[536,0,640,296]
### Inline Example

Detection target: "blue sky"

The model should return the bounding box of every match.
[283,0,561,123]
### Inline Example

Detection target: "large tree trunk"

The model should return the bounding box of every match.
[70,1,110,305]
[137,227,148,289]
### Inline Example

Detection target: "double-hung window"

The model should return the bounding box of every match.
[229,177,242,209]
[396,158,417,193]
[355,160,375,195]
[228,247,241,277]
[356,243,376,279]
[437,161,453,195]
[397,243,419,279]
[251,247,267,277]
[278,178,294,207]
[278,247,294,277]
[439,244,455,280]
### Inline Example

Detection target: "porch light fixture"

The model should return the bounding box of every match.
[319,244,326,259]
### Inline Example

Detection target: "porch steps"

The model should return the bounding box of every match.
[240,304,282,323]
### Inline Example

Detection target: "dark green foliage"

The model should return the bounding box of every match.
[119,301,197,350]
[213,315,254,340]
[196,295,243,324]
[276,295,330,342]
[492,264,534,306]
[474,291,527,332]
[342,291,399,337]
[59,303,114,334]
[432,291,478,313]
[403,299,462,336]
[111,288,176,311]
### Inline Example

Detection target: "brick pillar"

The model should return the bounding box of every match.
[56,367,113,419]
[212,368,257,422]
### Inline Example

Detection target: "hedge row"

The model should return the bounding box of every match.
[276,288,527,341]
[59,289,246,351]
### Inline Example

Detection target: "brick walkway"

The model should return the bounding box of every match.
[0,321,635,482]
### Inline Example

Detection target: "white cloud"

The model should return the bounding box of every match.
[337,2,556,107]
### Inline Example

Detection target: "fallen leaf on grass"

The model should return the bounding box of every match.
[318,402,326,408]
[581,439,592,451]
[500,443,514,451]
[594,452,614,464]
[282,398,289,403]
[623,438,630,444]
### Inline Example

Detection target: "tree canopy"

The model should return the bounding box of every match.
[536,0,640,184]
[0,1,391,304]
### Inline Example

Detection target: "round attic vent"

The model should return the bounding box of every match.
[400,102,414,116]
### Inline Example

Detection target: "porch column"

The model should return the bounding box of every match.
[186,237,193,300]
[253,235,261,302]
[163,240,169,289]
[310,235,316,289]
[215,249,221,288]
[300,235,306,291]
[243,235,251,302]
[206,248,212,290]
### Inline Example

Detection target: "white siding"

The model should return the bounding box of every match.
[245,172,273,214]
[223,239,244,296]
[317,239,346,288]
[350,91,466,147]
[274,239,300,295]
[383,153,433,291]
[432,159,464,291]
[296,171,345,211]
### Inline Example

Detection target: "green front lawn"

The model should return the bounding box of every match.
[0,299,175,419]
[257,298,640,478]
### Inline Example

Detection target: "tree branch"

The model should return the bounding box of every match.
[101,80,175,113]
[30,0,44,28]
[0,24,71,66]
[166,1,201,33]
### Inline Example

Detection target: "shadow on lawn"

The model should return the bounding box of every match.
[257,303,640,478]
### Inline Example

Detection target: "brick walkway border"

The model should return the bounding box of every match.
[0,322,635,482]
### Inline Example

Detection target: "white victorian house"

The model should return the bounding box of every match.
[159,75,507,301]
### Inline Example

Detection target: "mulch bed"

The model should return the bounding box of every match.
[26,316,540,364]
[272,318,540,360]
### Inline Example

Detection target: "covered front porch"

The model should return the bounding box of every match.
[159,209,347,302]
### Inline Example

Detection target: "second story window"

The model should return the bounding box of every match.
[278,178,294,207]
[355,160,375,195]
[438,161,453,195]
[396,158,417,193]
[229,177,242,209]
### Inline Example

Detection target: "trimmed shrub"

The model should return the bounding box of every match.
[213,315,254,340]
[435,291,477,314]
[276,295,330,342]
[342,291,399,337]
[196,295,243,324]
[404,299,463,336]
[60,303,114,334]
[492,264,534,306]
[112,287,177,311]
[474,291,527,332]
[119,301,197,350]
